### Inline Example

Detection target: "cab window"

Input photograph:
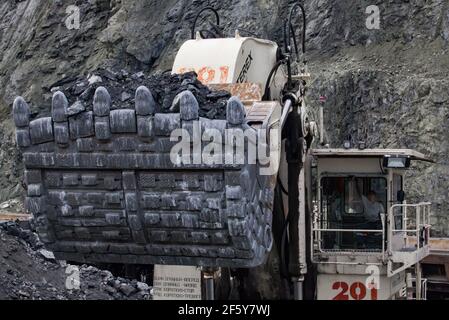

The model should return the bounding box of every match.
[322,177,387,219]
[320,176,387,250]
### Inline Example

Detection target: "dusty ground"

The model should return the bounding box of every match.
[0,221,152,300]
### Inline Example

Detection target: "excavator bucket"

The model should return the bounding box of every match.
[13,85,281,268]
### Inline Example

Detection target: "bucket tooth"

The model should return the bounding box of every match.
[135,86,156,116]
[136,86,156,138]
[226,96,246,125]
[93,87,112,140]
[52,91,68,122]
[51,92,70,145]
[13,97,31,148]
[93,87,111,117]
[178,90,199,121]
[13,96,30,128]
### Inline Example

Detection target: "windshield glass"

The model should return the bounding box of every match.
[322,177,387,218]
[320,176,387,251]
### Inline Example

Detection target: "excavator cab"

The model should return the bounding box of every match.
[310,148,433,300]
[320,175,387,251]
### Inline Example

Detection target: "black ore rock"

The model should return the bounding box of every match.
[42,68,229,120]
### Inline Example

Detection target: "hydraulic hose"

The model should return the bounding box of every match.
[191,7,220,39]
[283,21,300,60]
[262,59,285,101]
[286,2,306,56]
[283,2,307,89]
[278,98,304,282]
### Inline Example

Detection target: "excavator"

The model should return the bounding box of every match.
[12,4,433,300]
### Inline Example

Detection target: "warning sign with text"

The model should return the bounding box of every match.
[153,265,202,300]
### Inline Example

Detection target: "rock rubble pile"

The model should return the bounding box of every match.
[0,222,153,300]
[40,69,230,121]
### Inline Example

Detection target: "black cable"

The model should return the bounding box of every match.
[278,176,289,196]
[284,21,299,60]
[286,2,306,55]
[280,168,304,279]
[289,23,300,62]
[191,7,220,39]
[283,2,307,90]
[274,182,290,279]
[272,179,292,291]
[283,21,288,54]
[280,215,291,277]
[198,29,220,39]
[280,164,304,279]
[262,59,285,101]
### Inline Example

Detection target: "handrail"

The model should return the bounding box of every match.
[388,202,431,252]
[314,228,382,233]
[387,202,431,276]
[409,277,428,300]
[312,202,431,269]
[390,202,432,207]
[312,221,385,256]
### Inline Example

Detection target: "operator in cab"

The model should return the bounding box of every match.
[361,191,385,229]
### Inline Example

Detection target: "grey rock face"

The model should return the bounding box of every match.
[1,0,449,236]
[308,70,449,236]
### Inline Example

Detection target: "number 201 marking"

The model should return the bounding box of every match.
[332,282,378,300]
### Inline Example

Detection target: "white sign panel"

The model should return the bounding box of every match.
[153,265,202,300]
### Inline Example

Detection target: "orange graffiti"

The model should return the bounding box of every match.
[177,66,230,84]
[219,66,229,83]
[197,67,216,84]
